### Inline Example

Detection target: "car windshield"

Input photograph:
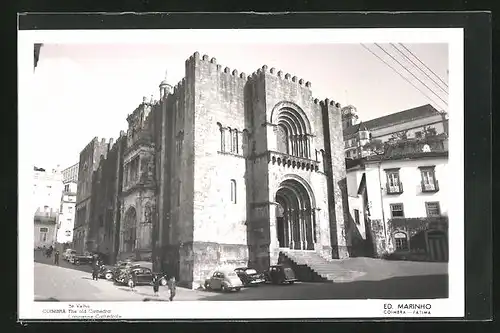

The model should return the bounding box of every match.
[245,269,257,275]
[70,251,76,254]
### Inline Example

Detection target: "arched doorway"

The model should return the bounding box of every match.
[123,207,137,253]
[275,178,316,250]
[427,230,448,262]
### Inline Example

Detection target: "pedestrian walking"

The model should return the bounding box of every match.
[92,261,99,281]
[128,271,137,291]
[54,250,60,265]
[152,274,160,297]
[167,276,176,301]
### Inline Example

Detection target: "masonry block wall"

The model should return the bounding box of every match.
[322,101,350,259]
[81,51,352,288]
[186,53,249,288]
[75,137,109,253]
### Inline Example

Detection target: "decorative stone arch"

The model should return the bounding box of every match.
[270,101,313,133]
[274,175,317,250]
[279,174,317,208]
[270,101,314,158]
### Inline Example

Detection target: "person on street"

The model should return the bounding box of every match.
[92,261,99,281]
[152,274,160,297]
[54,250,60,265]
[168,276,176,301]
[128,271,138,291]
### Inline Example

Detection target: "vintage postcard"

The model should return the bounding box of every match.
[18,26,464,320]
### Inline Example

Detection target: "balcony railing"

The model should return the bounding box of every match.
[421,180,440,193]
[386,182,404,195]
[267,150,320,172]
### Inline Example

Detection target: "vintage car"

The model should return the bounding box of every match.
[98,264,116,280]
[234,267,266,286]
[264,265,298,285]
[119,266,168,286]
[62,249,76,261]
[71,253,94,266]
[204,270,243,292]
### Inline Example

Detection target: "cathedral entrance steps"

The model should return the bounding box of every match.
[279,250,366,283]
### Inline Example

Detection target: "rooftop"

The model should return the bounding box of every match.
[343,104,442,137]
[346,134,448,170]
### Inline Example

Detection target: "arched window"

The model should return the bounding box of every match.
[394,231,408,251]
[230,179,237,204]
[217,122,225,152]
[271,103,312,159]
[232,130,239,154]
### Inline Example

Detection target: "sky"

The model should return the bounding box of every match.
[31,42,448,171]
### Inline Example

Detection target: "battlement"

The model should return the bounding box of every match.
[319,98,342,109]
[186,51,248,81]
[248,65,312,90]
[173,77,186,95]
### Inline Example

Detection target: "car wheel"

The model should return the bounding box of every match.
[160,278,167,286]
[289,281,294,285]
[235,288,241,292]
[105,273,113,280]
[204,282,211,290]
[221,284,228,292]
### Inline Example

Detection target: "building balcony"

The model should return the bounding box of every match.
[386,182,404,195]
[124,132,154,156]
[267,150,320,172]
[421,180,440,193]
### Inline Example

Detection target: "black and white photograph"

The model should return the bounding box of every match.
[18,24,465,320]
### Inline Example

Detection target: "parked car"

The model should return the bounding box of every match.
[118,266,168,286]
[264,265,298,285]
[62,249,77,261]
[71,253,94,266]
[204,270,243,292]
[234,267,266,286]
[113,261,138,282]
[98,264,116,280]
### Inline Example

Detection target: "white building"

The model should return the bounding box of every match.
[57,181,77,244]
[342,104,449,159]
[345,135,449,262]
[55,163,79,245]
[33,166,64,248]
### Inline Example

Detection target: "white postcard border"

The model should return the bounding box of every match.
[18,27,464,320]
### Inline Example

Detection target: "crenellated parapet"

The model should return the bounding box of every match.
[173,77,186,96]
[320,98,342,109]
[186,51,248,82]
[247,64,312,90]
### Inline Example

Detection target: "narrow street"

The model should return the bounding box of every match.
[34,251,448,301]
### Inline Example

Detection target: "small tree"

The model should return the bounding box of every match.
[362,139,385,155]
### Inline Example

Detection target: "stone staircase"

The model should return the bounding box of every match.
[280,250,366,283]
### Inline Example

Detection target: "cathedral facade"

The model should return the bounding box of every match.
[82,52,352,289]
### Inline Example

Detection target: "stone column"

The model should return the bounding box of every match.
[286,210,293,249]
[304,135,309,158]
[307,136,312,159]
[268,202,279,265]
[298,209,304,250]
[298,136,303,157]
[314,208,321,251]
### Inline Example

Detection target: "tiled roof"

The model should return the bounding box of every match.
[343,104,441,137]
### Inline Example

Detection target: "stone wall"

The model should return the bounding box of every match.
[321,100,349,259]
[189,53,248,247]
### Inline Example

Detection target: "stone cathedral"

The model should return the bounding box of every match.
[80,52,351,289]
